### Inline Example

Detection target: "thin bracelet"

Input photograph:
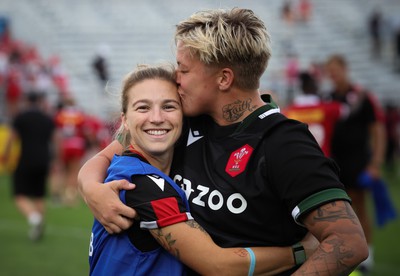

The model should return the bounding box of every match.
[245,248,256,276]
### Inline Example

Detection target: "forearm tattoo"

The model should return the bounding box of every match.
[185,220,208,233]
[314,201,357,224]
[222,98,256,122]
[296,202,365,276]
[234,248,250,258]
[151,228,180,259]
[150,220,208,260]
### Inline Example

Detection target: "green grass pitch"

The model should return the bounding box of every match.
[0,165,399,275]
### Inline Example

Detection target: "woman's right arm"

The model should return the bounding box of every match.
[77,140,137,233]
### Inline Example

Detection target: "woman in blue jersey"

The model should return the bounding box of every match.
[89,64,311,275]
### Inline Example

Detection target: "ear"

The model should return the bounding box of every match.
[218,68,234,91]
[121,113,129,131]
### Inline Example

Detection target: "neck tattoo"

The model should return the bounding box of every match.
[222,98,256,122]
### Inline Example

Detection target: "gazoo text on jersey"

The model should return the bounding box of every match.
[173,174,247,214]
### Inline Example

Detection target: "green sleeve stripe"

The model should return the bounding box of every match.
[291,188,351,225]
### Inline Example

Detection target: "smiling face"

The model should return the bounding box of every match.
[122,78,182,159]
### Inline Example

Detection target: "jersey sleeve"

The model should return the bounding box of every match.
[266,119,351,224]
[125,174,193,230]
[291,188,351,225]
[365,92,385,123]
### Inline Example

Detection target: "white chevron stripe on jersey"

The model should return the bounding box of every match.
[187,128,203,146]
[258,107,281,119]
[147,175,165,191]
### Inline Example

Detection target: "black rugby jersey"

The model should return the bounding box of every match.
[171,103,350,274]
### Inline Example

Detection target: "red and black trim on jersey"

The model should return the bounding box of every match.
[107,147,194,231]
[127,173,193,230]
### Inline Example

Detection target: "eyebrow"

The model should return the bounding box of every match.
[132,99,180,106]
[163,99,181,105]
[176,61,186,68]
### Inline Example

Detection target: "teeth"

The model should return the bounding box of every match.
[146,130,167,135]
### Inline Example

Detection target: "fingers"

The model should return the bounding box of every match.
[104,216,134,234]
[97,182,136,233]
[110,179,136,192]
[119,203,137,220]
[99,210,135,234]
[108,180,137,219]
[85,179,137,234]
[104,223,122,234]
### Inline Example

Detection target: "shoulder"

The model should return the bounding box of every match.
[260,114,323,159]
[258,113,307,136]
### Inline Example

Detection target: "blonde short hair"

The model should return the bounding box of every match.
[175,8,271,90]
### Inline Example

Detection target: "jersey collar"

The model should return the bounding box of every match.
[233,94,280,135]
[122,145,150,164]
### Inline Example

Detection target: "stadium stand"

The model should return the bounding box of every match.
[0,0,399,120]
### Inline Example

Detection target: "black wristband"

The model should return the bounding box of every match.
[292,242,306,266]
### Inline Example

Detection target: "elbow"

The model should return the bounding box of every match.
[354,239,369,265]
[320,233,369,270]
[345,235,369,268]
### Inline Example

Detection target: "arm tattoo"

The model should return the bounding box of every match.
[151,228,180,259]
[234,248,250,258]
[296,237,357,276]
[150,220,208,261]
[295,202,364,275]
[296,238,355,276]
[222,98,256,122]
[185,220,208,233]
[313,201,357,224]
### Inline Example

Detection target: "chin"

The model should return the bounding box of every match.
[182,108,202,117]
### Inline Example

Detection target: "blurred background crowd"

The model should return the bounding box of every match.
[0,0,399,274]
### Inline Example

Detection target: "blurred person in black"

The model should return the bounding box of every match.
[325,54,386,274]
[368,7,383,59]
[91,43,110,88]
[1,91,60,241]
[394,21,400,72]
[384,102,400,171]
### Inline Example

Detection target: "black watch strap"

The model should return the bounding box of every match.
[292,242,306,266]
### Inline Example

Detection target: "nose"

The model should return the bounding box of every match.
[176,70,181,85]
[149,107,164,124]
